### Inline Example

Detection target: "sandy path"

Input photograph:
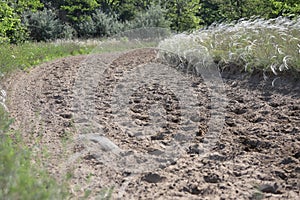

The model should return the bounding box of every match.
[4,48,300,199]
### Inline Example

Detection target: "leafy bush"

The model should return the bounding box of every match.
[76,17,96,38]
[76,10,124,38]
[23,9,64,41]
[92,10,124,37]
[129,5,171,29]
[61,23,77,40]
[0,2,28,44]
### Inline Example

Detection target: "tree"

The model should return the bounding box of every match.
[270,0,300,17]
[60,0,99,22]
[198,0,275,25]
[0,0,43,43]
[198,0,222,25]
[165,0,201,32]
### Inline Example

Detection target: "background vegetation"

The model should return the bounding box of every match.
[1,0,300,43]
[0,0,299,199]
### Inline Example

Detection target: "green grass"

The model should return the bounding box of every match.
[0,107,68,200]
[0,38,160,76]
[0,41,98,75]
[159,16,300,76]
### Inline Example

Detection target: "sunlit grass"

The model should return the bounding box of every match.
[0,41,98,75]
[159,17,300,76]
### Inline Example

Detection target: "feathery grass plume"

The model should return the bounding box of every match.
[159,16,300,75]
[0,88,7,112]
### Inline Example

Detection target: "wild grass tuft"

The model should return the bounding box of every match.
[159,17,300,76]
[0,107,68,199]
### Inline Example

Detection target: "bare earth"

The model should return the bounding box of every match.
[4,49,300,199]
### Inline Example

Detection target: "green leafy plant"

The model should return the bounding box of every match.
[129,5,171,29]
[23,9,64,42]
[76,10,124,38]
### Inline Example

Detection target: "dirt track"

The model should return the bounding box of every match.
[4,48,300,199]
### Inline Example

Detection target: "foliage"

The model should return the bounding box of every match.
[130,5,171,29]
[13,0,44,13]
[165,0,201,32]
[1,0,300,42]
[23,9,64,42]
[159,17,300,76]
[112,0,141,22]
[76,10,124,38]
[92,10,124,36]
[271,0,300,17]
[198,0,275,25]
[0,0,44,44]
[60,0,99,23]
[0,1,27,44]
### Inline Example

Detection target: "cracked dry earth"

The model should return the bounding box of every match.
[4,48,300,199]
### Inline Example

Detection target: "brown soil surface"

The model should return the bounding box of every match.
[4,48,300,199]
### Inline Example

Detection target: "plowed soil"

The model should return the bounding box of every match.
[4,48,300,199]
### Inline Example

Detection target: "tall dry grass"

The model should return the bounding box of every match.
[159,17,300,76]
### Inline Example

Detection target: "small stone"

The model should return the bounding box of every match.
[293,151,300,159]
[142,173,165,183]
[60,113,72,119]
[231,81,238,87]
[274,171,287,180]
[259,183,279,194]
[280,157,295,165]
[232,107,247,115]
[225,117,236,127]
[190,115,202,122]
[187,144,202,155]
[204,173,221,183]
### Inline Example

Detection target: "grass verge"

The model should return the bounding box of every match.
[0,107,68,199]
[0,41,98,75]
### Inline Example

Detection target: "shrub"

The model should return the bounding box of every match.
[61,23,77,39]
[23,9,64,41]
[129,5,171,29]
[0,2,28,44]
[92,10,124,37]
[76,10,124,38]
[75,16,96,38]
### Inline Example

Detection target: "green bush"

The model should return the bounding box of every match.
[130,5,171,29]
[61,23,77,40]
[23,9,64,42]
[76,16,96,38]
[76,10,124,38]
[92,10,124,37]
[0,2,28,44]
